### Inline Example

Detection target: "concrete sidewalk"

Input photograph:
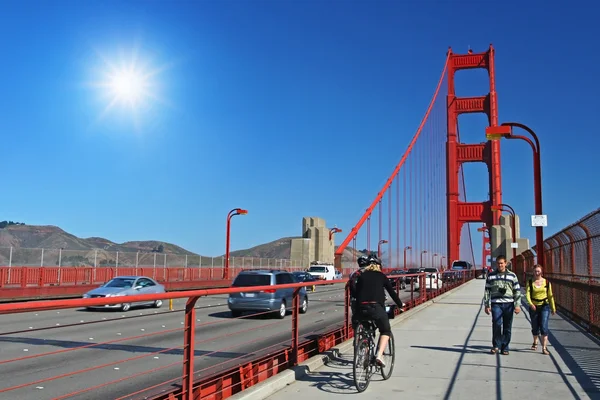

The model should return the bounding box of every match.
[252,279,600,400]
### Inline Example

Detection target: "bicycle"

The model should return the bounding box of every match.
[352,305,396,392]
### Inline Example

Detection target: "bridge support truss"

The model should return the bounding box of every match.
[446,45,503,265]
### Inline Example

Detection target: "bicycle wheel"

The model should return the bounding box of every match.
[353,323,363,348]
[380,332,395,380]
[353,335,372,392]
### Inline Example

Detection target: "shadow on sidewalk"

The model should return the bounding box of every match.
[523,304,600,398]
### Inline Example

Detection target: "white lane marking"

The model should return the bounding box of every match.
[23,349,29,352]
[29,327,33,329]
[154,356,159,359]
[36,386,44,390]
[89,338,94,340]
[117,333,122,336]
[80,320,84,323]
[114,367,120,370]
[161,325,166,328]
[56,323,60,326]
[141,329,145,332]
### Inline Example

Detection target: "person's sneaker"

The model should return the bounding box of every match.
[375,356,386,368]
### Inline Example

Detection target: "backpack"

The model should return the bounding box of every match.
[528,278,549,303]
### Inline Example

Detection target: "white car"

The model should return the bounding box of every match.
[307,264,336,281]
[415,268,443,291]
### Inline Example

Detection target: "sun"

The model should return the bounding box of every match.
[87,45,171,129]
[108,67,148,107]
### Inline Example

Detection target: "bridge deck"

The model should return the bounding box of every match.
[249,279,600,400]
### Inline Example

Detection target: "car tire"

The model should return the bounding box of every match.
[153,300,163,308]
[300,296,308,314]
[121,303,131,312]
[276,300,286,319]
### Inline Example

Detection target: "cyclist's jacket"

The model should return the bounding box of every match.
[355,270,404,308]
[348,269,363,301]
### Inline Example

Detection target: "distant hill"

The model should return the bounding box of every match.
[227,236,366,263]
[0,223,199,267]
[0,222,362,267]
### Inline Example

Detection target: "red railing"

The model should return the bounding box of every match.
[0,266,356,301]
[0,270,474,400]
[513,208,600,337]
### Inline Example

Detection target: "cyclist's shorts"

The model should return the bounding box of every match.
[357,303,391,336]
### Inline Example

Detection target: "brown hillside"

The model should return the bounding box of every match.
[0,224,199,267]
[227,237,366,264]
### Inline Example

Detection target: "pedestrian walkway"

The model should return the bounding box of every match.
[256,279,600,400]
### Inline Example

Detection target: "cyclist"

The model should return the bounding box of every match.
[354,255,404,367]
[348,255,370,331]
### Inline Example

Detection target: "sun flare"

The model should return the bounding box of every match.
[109,68,147,106]
[88,45,171,129]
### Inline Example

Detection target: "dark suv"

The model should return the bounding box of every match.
[227,269,308,319]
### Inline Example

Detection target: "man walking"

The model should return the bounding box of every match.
[484,255,522,355]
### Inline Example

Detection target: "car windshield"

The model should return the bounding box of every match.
[424,268,438,273]
[407,269,419,274]
[308,266,327,273]
[232,274,271,287]
[452,261,470,270]
[104,278,136,288]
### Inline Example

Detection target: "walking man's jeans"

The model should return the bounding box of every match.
[491,302,515,351]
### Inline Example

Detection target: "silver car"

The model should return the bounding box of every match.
[82,276,166,311]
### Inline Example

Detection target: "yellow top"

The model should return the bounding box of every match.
[526,278,556,313]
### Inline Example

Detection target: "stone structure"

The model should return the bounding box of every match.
[490,214,530,269]
[290,217,335,267]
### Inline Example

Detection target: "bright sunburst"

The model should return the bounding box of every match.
[87,45,171,130]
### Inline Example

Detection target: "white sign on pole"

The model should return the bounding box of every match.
[531,215,548,227]
[511,242,519,249]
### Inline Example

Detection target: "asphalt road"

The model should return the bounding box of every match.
[0,284,415,400]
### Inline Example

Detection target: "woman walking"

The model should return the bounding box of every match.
[526,264,556,355]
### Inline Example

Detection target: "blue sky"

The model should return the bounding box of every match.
[1,0,597,259]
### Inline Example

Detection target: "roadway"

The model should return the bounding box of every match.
[0,283,416,400]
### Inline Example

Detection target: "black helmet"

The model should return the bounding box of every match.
[367,255,382,266]
[357,255,370,268]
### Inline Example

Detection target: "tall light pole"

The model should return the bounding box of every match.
[403,246,412,270]
[491,203,517,267]
[432,253,438,269]
[420,250,428,269]
[329,227,342,241]
[225,208,248,279]
[486,123,545,267]
[378,239,388,259]
[440,255,446,269]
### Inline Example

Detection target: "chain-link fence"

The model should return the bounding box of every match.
[513,208,600,336]
[0,247,300,269]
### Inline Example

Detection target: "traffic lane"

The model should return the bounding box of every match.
[0,285,347,334]
[0,287,346,361]
[0,287,412,399]
[0,297,347,400]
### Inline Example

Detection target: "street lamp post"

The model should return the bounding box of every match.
[486,123,545,267]
[225,208,248,279]
[378,239,388,259]
[403,246,412,270]
[329,227,342,241]
[491,203,517,267]
[420,250,428,269]
[440,255,446,269]
[432,253,438,269]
